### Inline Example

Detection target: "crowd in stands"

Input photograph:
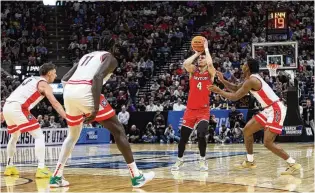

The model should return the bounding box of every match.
[1,2,314,144]
[1,2,48,71]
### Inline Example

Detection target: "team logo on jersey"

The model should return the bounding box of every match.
[28,115,33,121]
[101,99,108,107]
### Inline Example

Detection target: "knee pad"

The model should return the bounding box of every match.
[196,121,209,138]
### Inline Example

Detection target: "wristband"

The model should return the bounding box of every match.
[205,48,209,52]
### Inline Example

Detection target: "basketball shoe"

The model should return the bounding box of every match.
[281,163,301,175]
[235,160,257,169]
[4,166,19,176]
[131,171,155,188]
[49,176,70,188]
[36,167,52,178]
[199,159,208,171]
[171,158,184,171]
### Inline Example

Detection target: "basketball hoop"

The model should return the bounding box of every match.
[267,64,279,77]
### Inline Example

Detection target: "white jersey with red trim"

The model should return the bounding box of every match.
[68,51,113,85]
[249,74,279,108]
[6,76,46,110]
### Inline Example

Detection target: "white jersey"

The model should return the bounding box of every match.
[68,51,113,85]
[6,76,46,110]
[249,74,279,108]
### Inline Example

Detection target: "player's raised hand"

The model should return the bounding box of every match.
[207,85,221,94]
[203,37,209,49]
[194,50,202,56]
[216,70,225,82]
[84,110,97,123]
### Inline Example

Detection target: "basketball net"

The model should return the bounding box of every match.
[267,64,279,77]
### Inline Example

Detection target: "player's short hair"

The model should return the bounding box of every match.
[247,58,259,74]
[39,63,56,76]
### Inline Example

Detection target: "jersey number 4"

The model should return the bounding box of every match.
[197,82,202,90]
[80,56,94,66]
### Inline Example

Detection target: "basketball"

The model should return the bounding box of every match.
[191,36,205,52]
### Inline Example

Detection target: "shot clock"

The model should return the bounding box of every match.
[266,10,289,41]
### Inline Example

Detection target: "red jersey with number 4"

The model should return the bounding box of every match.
[186,70,212,109]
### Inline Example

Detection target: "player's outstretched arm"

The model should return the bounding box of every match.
[216,71,241,92]
[183,51,200,73]
[208,78,255,101]
[203,38,216,82]
[38,81,67,119]
[61,63,79,82]
[85,54,118,122]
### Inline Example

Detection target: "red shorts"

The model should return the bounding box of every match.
[65,94,116,126]
[254,101,287,134]
[3,102,40,134]
[182,107,210,129]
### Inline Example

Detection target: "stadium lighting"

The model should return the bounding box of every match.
[43,0,56,6]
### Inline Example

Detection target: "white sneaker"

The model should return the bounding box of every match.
[49,176,70,188]
[199,159,208,171]
[171,158,184,171]
[131,171,155,188]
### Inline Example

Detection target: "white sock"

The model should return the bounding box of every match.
[53,125,83,177]
[127,162,140,178]
[30,129,46,169]
[200,156,206,161]
[247,154,254,162]
[178,157,184,162]
[7,132,20,166]
[286,157,295,164]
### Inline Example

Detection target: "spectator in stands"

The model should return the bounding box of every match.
[303,99,314,127]
[42,115,51,128]
[207,115,217,143]
[137,97,146,111]
[150,81,160,92]
[231,123,243,143]
[214,124,232,144]
[212,95,223,109]
[37,115,44,126]
[58,116,67,128]
[164,124,180,143]
[142,122,157,143]
[163,99,173,111]
[146,100,158,112]
[228,104,241,128]
[173,98,186,111]
[156,102,164,111]
[127,125,141,143]
[118,105,130,133]
[127,78,139,105]
[49,116,58,128]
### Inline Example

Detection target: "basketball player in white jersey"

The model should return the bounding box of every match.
[49,51,155,188]
[208,59,301,175]
[2,63,67,178]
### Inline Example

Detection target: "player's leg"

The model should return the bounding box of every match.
[28,128,52,178]
[263,102,301,175]
[3,103,20,175]
[50,96,82,187]
[171,110,194,171]
[196,120,209,171]
[237,117,264,169]
[91,95,154,188]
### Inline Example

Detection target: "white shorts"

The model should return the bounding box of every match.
[2,102,40,134]
[254,101,287,134]
[63,84,115,126]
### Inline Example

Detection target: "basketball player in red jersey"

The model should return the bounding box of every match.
[171,38,215,171]
[208,59,301,175]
